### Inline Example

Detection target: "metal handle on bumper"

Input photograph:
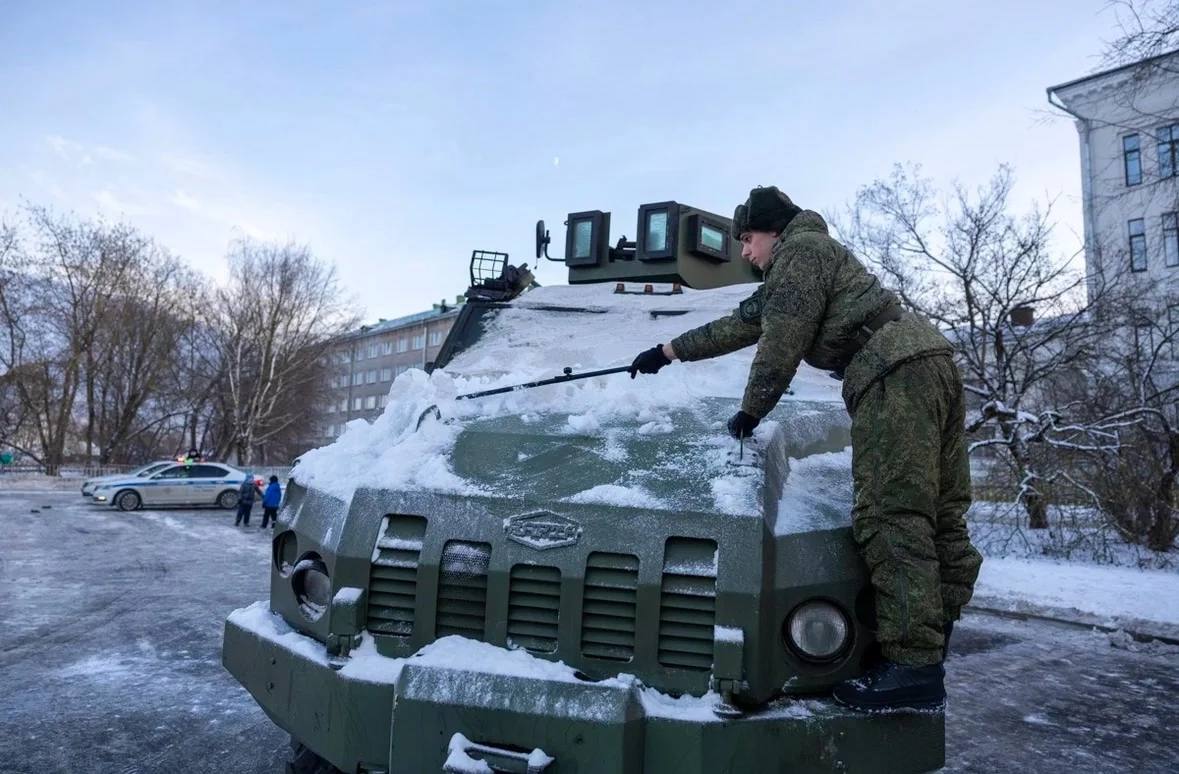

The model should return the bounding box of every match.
[444,733,554,774]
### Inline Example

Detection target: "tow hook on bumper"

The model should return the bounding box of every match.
[444,733,554,773]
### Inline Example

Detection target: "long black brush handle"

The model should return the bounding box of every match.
[456,366,632,401]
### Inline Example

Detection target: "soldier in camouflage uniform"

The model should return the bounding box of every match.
[628,186,982,711]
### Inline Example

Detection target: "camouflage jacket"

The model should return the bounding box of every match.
[670,211,952,417]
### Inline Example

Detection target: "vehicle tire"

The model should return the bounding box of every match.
[115,490,141,511]
[217,489,239,510]
[286,741,345,774]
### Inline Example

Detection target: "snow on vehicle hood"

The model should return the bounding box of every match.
[293,283,845,507]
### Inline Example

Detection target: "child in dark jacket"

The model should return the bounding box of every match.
[261,475,283,528]
[235,476,263,526]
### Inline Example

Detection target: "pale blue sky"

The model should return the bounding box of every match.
[0,1,1123,318]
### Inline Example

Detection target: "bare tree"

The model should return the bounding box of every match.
[0,222,33,453]
[0,207,146,472]
[163,280,229,459]
[214,240,352,465]
[1102,0,1179,69]
[838,164,1117,529]
[87,253,204,463]
[1049,294,1179,553]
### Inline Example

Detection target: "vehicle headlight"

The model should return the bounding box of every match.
[291,555,331,621]
[273,531,298,576]
[785,600,850,661]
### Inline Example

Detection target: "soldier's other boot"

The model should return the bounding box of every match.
[832,660,945,712]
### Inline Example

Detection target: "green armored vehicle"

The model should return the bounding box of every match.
[223,202,943,773]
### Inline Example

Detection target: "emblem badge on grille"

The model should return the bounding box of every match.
[505,511,582,550]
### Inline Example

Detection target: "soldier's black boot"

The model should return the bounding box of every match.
[832,660,945,712]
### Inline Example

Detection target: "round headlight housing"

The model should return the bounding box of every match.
[785,600,850,662]
[291,554,331,621]
[273,531,299,576]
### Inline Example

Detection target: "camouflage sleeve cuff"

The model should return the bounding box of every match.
[741,376,793,419]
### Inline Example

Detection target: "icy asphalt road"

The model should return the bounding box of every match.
[1,491,1177,774]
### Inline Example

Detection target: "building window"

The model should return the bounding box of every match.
[382,340,393,355]
[1124,134,1142,185]
[1166,213,1179,268]
[339,398,347,412]
[327,403,336,413]
[397,338,408,353]
[412,334,425,350]
[378,394,388,408]
[365,369,376,384]
[364,395,377,409]
[352,397,362,410]
[429,330,444,346]
[352,371,364,386]
[380,368,393,381]
[1129,218,1147,272]
[395,365,408,376]
[1159,124,1179,178]
[1171,305,1179,359]
[1135,320,1156,364]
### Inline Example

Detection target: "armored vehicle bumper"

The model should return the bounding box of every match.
[224,605,943,773]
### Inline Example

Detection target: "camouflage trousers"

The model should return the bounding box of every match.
[849,354,983,667]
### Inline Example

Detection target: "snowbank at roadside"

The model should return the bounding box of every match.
[971,557,1179,640]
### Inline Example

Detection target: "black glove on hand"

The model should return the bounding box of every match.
[629,345,671,379]
[727,410,760,439]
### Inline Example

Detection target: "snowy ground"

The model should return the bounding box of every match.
[2,492,1178,773]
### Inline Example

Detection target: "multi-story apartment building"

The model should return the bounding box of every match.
[319,298,463,441]
[1048,51,1179,349]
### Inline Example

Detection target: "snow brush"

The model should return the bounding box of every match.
[414,365,632,430]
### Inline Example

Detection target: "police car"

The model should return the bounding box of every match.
[90,462,256,511]
[80,460,176,498]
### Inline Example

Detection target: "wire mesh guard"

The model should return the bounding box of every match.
[469,250,509,287]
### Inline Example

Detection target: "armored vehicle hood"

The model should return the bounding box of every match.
[293,282,851,523]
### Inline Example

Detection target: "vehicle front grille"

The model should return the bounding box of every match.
[364,524,723,685]
[366,515,427,638]
[435,540,491,639]
[580,552,639,662]
[657,538,718,671]
[507,564,561,653]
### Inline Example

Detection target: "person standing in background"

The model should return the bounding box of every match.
[235,475,262,527]
[261,475,282,529]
